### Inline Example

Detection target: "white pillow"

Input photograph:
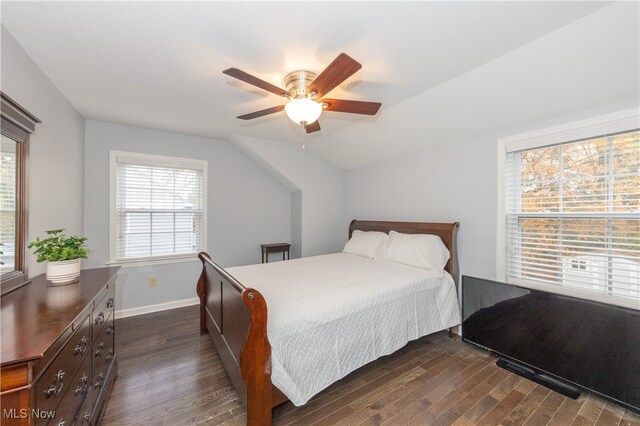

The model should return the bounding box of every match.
[343,230,389,259]
[383,231,449,276]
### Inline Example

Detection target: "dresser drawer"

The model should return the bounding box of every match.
[37,354,90,426]
[34,315,90,415]
[74,388,93,425]
[92,312,115,385]
[92,286,114,342]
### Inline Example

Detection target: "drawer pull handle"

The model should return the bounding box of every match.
[106,349,114,362]
[45,384,56,397]
[75,374,89,395]
[45,383,63,398]
[74,341,88,355]
[94,372,104,388]
[106,297,114,308]
[55,369,65,381]
[95,312,105,325]
[106,325,114,335]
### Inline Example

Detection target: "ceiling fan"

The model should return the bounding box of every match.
[223,53,382,133]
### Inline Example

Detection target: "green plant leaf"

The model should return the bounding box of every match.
[28,229,89,262]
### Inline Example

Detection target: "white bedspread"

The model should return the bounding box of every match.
[225,253,461,406]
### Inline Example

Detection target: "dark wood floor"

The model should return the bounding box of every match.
[101,305,640,425]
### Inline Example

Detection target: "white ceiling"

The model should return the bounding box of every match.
[2,1,633,169]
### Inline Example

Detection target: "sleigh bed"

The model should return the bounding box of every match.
[196,220,461,425]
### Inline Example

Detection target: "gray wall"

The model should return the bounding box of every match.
[291,191,302,259]
[232,135,345,257]
[345,134,497,280]
[84,120,291,312]
[1,27,85,277]
[343,100,639,284]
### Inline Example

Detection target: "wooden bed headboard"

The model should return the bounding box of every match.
[349,219,460,285]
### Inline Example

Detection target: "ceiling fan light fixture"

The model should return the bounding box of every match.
[224,53,380,134]
[284,97,322,126]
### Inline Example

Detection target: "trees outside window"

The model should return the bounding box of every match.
[504,129,639,304]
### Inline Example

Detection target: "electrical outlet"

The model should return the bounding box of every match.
[148,276,157,287]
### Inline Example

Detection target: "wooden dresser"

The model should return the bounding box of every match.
[1,267,119,426]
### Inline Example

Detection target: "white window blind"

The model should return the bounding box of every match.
[113,152,206,262]
[505,130,640,303]
[0,137,17,273]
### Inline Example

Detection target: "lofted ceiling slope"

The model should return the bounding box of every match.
[2,1,633,169]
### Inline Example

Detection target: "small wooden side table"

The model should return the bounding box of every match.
[261,243,291,263]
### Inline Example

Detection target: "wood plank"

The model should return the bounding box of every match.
[522,391,565,426]
[572,394,606,425]
[500,385,551,426]
[619,409,640,426]
[316,365,428,425]
[428,368,505,426]
[302,352,465,425]
[594,401,625,425]
[452,369,524,426]
[488,374,523,401]
[381,354,481,425]
[480,389,527,425]
[455,394,499,425]
[424,361,500,419]
[548,396,587,426]
[274,337,443,422]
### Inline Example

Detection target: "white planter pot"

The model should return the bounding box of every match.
[46,259,81,285]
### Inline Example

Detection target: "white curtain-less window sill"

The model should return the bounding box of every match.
[507,278,640,311]
[107,255,201,268]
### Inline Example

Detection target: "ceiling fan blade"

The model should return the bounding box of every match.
[307,53,362,98]
[237,105,285,120]
[304,120,321,133]
[321,99,381,115]
[223,68,289,97]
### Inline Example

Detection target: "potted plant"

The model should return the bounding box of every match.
[28,229,90,285]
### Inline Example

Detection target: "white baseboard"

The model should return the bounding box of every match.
[115,297,199,319]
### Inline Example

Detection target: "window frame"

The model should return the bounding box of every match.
[0,92,40,295]
[496,108,640,309]
[109,150,207,267]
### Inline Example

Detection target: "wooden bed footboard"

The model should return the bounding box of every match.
[197,252,277,425]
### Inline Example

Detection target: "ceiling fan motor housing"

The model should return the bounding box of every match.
[284,70,318,99]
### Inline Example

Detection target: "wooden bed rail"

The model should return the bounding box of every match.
[197,252,273,425]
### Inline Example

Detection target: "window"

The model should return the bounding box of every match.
[110,151,206,265]
[1,92,40,295]
[498,110,639,308]
[1,135,19,275]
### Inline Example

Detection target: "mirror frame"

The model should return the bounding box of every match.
[1,92,40,295]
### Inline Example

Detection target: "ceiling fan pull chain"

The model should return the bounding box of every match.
[303,125,310,167]
[302,123,307,150]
